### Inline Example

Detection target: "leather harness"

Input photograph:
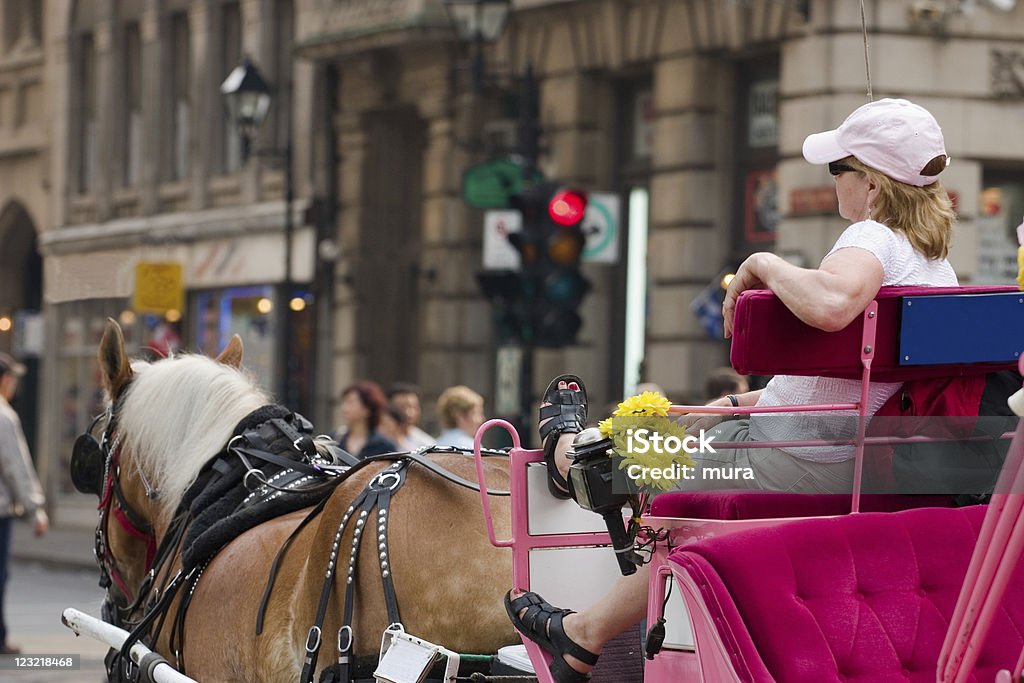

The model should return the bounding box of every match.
[94,404,508,683]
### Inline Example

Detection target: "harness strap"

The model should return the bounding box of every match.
[374,469,404,627]
[299,487,373,683]
[256,493,335,634]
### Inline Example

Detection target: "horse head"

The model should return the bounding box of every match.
[89,318,256,618]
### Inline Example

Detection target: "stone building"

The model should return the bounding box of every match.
[4,0,1024,514]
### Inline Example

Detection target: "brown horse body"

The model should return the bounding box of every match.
[94,321,515,682]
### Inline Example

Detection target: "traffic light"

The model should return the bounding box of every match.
[477,184,591,347]
[533,187,590,347]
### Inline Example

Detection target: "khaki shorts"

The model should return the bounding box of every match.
[675,419,854,494]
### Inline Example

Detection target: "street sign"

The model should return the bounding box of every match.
[581,192,620,263]
[482,210,523,269]
[462,159,524,209]
[133,261,184,315]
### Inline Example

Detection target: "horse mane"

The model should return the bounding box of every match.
[118,353,271,521]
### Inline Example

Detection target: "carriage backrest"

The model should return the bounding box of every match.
[730,285,1022,381]
[669,505,1024,683]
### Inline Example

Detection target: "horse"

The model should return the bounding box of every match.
[86,319,515,682]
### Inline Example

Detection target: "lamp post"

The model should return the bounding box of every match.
[443,0,510,94]
[221,57,296,407]
[446,1,549,438]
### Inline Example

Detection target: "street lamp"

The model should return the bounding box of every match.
[221,57,297,407]
[443,0,510,93]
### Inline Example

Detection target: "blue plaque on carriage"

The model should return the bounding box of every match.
[898,291,1024,365]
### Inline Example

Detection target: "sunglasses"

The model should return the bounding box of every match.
[828,162,857,176]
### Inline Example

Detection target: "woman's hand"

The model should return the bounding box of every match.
[676,396,734,434]
[723,253,769,338]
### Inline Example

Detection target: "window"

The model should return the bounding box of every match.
[3,0,42,52]
[123,23,142,186]
[271,0,295,153]
[168,12,191,181]
[76,33,98,194]
[220,1,242,173]
[976,170,1024,285]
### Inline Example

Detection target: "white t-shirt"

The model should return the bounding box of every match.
[749,220,958,462]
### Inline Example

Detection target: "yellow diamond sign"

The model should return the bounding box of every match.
[133,262,184,315]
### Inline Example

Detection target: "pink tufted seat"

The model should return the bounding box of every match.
[669,505,1024,683]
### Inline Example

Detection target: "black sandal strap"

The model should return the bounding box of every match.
[506,592,599,667]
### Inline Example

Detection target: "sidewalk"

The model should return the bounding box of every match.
[11,500,99,571]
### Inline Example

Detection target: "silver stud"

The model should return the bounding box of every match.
[379,551,386,560]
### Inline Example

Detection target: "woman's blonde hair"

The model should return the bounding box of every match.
[437,385,483,429]
[844,156,955,259]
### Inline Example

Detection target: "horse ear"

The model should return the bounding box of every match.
[215,335,244,368]
[99,318,133,400]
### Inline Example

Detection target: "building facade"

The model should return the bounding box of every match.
[8,0,1024,516]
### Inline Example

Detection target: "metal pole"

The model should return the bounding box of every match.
[518,64,540,442]
[280,138,294,406]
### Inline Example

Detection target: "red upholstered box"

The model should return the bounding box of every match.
[729,285,1019,382]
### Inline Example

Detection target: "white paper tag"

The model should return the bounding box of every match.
[374,636,438,683]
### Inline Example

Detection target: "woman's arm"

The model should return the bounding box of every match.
[677,389,764,432]
[723,249,883,337]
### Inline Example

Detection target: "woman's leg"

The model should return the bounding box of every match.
[511,564,650,677]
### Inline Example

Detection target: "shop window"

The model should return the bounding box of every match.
[55,302,180,497]
[193,286,277,393]
[733,58,780,256]
[976,171,1024,285]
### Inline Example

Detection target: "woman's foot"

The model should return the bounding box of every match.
[538,375,588,499]
[505,591,601,681]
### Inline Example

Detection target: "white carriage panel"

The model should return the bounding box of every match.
[528,546,624,613]
[526,463,608,535]
[662,573,696,650]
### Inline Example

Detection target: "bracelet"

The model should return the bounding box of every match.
[726,394,739,408]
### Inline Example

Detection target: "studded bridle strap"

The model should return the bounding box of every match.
[300,462,408,683]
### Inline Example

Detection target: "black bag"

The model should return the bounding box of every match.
[892,370,1021,502]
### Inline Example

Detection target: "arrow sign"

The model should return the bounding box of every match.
[581,192,620,263]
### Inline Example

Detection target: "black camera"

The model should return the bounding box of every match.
[567,427,641,575]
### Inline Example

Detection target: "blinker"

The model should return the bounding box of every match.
[71,432,105,496]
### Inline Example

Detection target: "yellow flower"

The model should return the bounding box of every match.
[614,391,671,418]
[598,392,694,492]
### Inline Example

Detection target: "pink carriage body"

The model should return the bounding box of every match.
[473,286,1024,683]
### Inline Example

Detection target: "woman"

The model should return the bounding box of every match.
[435,385,486,450]
[512,98,959,682]
[333,381,397,459]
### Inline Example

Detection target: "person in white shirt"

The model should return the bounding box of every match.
[0,352,48,654]
[513,98,961,683]
[435,385,485,450]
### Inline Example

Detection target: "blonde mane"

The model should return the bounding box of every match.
[117,354,271,521]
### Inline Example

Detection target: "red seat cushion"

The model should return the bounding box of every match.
[648,491,955,519]
[670,506,1024,683]
[730,286,1019,381]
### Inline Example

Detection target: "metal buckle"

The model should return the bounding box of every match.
[337,625,353,654]
[306,626,322,654]
[371,471,402,491]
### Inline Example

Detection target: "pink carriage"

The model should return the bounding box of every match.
[474,285,1024,683]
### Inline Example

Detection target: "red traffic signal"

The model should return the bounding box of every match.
[548,189,587,227]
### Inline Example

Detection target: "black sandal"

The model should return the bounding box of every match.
[504,590,599,683]
[538,374,588,499]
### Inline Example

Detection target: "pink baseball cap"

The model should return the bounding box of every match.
[802,98,948,186]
